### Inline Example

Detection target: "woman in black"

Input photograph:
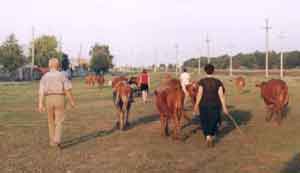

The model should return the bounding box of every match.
[193,64,229,147]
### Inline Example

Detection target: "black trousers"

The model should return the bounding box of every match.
[199,105,221,137]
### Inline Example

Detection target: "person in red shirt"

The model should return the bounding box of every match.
[138,69,150,104]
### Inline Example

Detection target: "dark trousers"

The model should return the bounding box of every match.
[199,105,221,137]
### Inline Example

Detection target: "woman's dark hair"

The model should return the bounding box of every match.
[183,68,187,72]
[204,64,215,75]
[142,69,147,73]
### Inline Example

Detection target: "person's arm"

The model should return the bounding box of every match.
[138,75,142,87]
[218,86,229,115]
[38,80,45,113]
[65,89,75,108]
[148,75,151,89]
[193,86,203,115]
[63,76,75,108]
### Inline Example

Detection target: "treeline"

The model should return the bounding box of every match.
[0,33,113,73]
[184,51,300,69]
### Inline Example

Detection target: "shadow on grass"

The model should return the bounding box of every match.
[60,114,159,149]
[181,106,252,143]
[60,127,117,149]
[280,153,300,173]
[126,114,159,130]
[242,89,251,94]
[216,109,252,144]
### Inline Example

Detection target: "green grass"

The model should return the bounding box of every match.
[0,73,300,173]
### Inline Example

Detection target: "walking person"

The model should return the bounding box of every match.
[193,64,229,147]
[138,69,150,104]
[180,68,191,103]
[38,58,75,147]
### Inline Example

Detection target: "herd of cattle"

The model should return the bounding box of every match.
[85,73,289,140]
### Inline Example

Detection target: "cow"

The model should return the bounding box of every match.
[235,76,246,92]
[256,79,289,125]
[113,80,133,130]
[95,75,105,87]
[85,74,105,87]
[185,81,199,107]
[85,74,95,87]
[154,78,186,140]
[112,76,128,89]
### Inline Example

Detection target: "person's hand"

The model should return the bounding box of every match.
[193,106,198,116]
[69,100,76,108]
[223,106,229,116]
[38,104,45,113]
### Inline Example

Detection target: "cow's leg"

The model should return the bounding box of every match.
[165,117,169,136]
[266,106,274,122]
[119,109,125,130]
[172,112,180,140]
[275,109,282,126]
[160,114,166,136]
[125,102,131,127]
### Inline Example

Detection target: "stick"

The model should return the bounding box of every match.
[226,113,246,137]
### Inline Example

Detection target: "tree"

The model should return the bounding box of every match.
[29,35,60,67]
[89,44,113,74]
[0,34,25,72]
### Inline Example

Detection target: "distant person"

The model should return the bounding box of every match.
[138,69,150,104]
[180,68,191,99]
[61,54,71,80]
[193,64,229,148]
[38,58,75,147]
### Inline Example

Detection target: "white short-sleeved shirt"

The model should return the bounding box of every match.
[180,72,190,86]
[39,70,72,96]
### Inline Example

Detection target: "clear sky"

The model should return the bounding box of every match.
[0,0,299,66]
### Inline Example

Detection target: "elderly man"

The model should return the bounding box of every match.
[38,58,75,147]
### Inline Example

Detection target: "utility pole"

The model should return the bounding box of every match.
[31,27,35,80]
[198,47,201,74]
[198,56,201,74]
[175,44,179,76]
[229,55,233,77]
[205,33,211,64]
[264,19,272,78]
[279,32,286,79]
[78,44,82,67]
[154,48,158,72]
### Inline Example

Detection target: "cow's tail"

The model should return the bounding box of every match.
[154,90,158,96]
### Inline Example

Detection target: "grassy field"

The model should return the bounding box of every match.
[1,73,300,173]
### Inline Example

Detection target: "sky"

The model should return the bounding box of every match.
[0,0,299,66]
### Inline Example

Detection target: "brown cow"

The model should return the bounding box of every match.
[256,79,289,125]
[113,80,133,130]
[235,76,246,92]
[85,74,95,87]
[112,76,128,89]
[85,74,105,87]
[95,75,105,86]
[185,81,199,107]
[154,78,185,140]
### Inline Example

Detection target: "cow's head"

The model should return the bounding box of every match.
[255,81,267,88]
[128,76,138,85]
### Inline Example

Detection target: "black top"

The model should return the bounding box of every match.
[198,77,225,108]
